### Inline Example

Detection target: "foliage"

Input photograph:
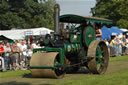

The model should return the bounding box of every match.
[91,0,128,29]
[0,0,56,30]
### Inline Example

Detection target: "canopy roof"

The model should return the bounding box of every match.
[0,35,14,44]
[60,14,112,24]
[101,26,111,40]
[109,26,123,35]
[0,35,13,41]
[0,27,53,40]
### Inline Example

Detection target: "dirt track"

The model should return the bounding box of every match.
[0,61,128,85]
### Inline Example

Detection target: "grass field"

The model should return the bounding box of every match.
[56,69,128,85]
[0,55,128,85]
[56,55,128,85]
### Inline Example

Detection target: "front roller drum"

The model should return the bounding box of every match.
[87,40,109,74]
[30,52,65,78]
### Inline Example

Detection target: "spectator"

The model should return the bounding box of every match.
[26,46,33,68]
[36,43,41,48]
[115,35,120,56]
[31,40,37,48]
[118,38,123,56]
[125,37,128,54]
[20,58,26,70]
[104,38,109,46]
[0,43,5,71]
[11,43,20,70]
[27,42,31,49]
[110,36,118,56]
[15,40,21,48]
[4,42,11,70]
[122,35,126,55]
[19,40,27,69]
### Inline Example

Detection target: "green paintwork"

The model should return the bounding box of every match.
[95,46,103,67]
[60,14,112,24]
[84,26,96,47]
[29,66,55,69]
[64,43,80,54]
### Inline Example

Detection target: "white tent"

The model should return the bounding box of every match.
[0,27,53,40]
[120,29,128,32]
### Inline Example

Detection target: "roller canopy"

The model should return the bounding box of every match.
[60,14,112,24]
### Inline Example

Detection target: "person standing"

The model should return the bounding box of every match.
[125,37,128,54]
[118,38,123,56]
[110,36,118,56]
[4,42,11,70]
[31,40,37,48]
[15,40,21,48]
[104,38,109,46]
[26,46,33,68]
[115,35,120,56]
[11,43,20,70]
[19,40,27,69]
[122,35,126,55]
[95,23,102,40]
[0,43,5,71]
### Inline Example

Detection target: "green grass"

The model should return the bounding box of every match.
[0,55,128,85]
[0,70,30,78]
[110,55,128,62]
[55,55,128,85]
[56,68,128,85]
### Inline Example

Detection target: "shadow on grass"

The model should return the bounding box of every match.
[23,73,56,80]
[0,81,52,85]
[67,67,90,74]
[23,73,32,78]
[0,81,31,85]
[23,67,90,78]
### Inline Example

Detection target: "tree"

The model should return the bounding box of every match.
[91,0,128,29]
[0,0,56,30]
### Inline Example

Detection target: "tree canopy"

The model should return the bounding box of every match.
[91,0,128,29]
[0,0,56,30]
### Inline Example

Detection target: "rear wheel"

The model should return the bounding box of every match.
[87,40,109,74]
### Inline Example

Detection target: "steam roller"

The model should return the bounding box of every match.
[29,4,112,78]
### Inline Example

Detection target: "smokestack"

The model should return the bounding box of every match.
[54,4,60,34]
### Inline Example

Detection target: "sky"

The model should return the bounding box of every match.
[56,0,96,16]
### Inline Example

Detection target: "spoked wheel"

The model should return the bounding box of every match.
[87,40,109,74]
[30,52,65,78]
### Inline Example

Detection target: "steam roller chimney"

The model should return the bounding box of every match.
[54,4,60,35]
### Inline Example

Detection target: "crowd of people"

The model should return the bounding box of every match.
[0,40,42,72]
[95,23,128,57]
[104,35,128,57]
